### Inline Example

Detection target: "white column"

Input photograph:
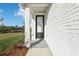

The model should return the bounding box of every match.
[24,5,31,48]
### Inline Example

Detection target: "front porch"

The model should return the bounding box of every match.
[19,3,52,56]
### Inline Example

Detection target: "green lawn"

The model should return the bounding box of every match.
[0,32,24,52]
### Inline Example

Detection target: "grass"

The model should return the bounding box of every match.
[0,32,24,52]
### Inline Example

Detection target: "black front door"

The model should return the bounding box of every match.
[36,15,44,38]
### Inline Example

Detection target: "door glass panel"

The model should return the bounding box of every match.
[37,17,43,32]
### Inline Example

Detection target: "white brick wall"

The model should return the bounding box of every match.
[46,3,79,56]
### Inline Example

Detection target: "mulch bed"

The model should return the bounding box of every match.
[0,46,29,56]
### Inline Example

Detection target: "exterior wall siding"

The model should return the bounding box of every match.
[45,3,79,56]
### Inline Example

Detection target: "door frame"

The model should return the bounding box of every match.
[35,15,44,38]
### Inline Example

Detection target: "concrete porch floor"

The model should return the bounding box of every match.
[26,40,52,56]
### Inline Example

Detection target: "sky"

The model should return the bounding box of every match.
[0,3,24,26]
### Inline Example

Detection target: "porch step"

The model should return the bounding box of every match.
[26,48,52,56]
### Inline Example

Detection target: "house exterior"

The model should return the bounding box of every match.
[20,3,79,56]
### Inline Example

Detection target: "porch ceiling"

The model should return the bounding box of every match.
[29,3,50,13]
[19,3,50,14]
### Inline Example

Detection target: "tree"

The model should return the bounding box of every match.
[0,18,4,26]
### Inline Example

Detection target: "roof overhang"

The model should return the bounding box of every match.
[19,3,50,14]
